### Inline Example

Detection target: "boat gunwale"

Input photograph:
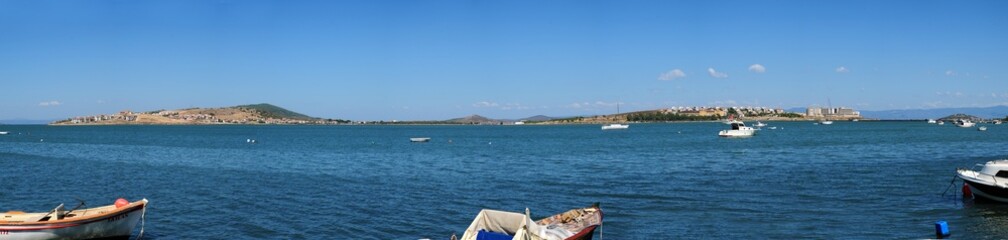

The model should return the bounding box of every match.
[0,200,146,229]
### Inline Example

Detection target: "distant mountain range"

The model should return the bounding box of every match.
[445,114,558,124]
[858,106,1008,120]
[49,103,346,125]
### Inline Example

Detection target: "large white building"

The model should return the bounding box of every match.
[807,107,860,119]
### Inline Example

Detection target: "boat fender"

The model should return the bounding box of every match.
[115,198,129,208]
[962,183,973,199]
[934,220,950,238]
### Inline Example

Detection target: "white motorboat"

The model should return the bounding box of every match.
[937,121,945,125]
[819,120,834,125]
[410,137,431,142]
[979,126,987,131]
[958,160,1008,203]
[995,120,1003,125]
[927,119,937,124]
[955,119,975,128]
[718,122,755,137]
[754,121,767,127]
[0,131,8,135]
[0,198,147,240]
[601,123,629,130]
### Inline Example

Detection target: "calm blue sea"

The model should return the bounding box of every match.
[1,122,1007,239]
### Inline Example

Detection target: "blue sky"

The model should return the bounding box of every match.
[1,1,1006,121]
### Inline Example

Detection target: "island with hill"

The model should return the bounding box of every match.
[51,103,349,125]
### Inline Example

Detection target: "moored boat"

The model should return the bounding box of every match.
[927,119,937,124]
[718,122,755,137]
[754,121,767,127]
[955,119,975,128]
[0,131,8,135]
[456,203,602,240]
[978,126,987,131]
[819,120,833,125]
[0,198,147,240]
[601,124,629,130]
[958,161,1008,203]
[410,137,431,142]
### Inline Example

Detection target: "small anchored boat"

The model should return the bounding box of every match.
[955,119,976,128]
[754,121,767,127]
[958,160,1008,203]
[456,203,602,240]
[978,126,987,131]
[0,198,148,240]
[601,123,629,130]
[718,122,755,137]
[410,137,431,142]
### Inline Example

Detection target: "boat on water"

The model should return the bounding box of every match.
[955,119,976,128]
[0,131,8,135]
[455,203,602,240]
[409,137,431,142]
[957,160,1008,203]
[937,121,945,125]
[601,124,629,130]
[819,120,834,125]
[718,122,755,137]
[927,119,937,124]
[754,121,767,127]
[0,198,147,240]
[979,126,987,131]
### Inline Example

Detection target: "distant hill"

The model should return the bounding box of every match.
[52,103,344,125]
[520,115,555,121]
[447,114,499,124]
[235,103,316,121]
[860,105,1008,120]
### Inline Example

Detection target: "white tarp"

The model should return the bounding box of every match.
[459,209,575,240]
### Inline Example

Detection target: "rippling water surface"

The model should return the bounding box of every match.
[1,122,1006,239]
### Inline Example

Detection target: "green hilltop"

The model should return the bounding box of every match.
[235,103,317,121]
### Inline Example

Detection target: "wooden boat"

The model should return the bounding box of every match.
[456,203,602,240]
[409,137,431,142]
[0,198,147,240]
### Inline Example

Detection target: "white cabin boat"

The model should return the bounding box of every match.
[718,122,755,137]
[754,121,767,127]
[0,198,147,240]
[937,121,945,125]
[979,126,987,131]
[601,124,629,130]
[955,119,975,128]
[927,119,937,124]
[0,131,8,135]
[958,160,1008,203]
[819,120,834,125]
[410,137,431,142]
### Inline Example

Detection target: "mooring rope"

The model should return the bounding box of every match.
[137,204,147,240]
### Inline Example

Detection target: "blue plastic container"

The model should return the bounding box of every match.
[935,220,950,238]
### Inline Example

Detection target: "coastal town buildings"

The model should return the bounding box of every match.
[806,107,861,119]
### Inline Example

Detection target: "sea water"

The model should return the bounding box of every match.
[1,122,1006,239]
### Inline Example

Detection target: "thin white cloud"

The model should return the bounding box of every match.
[658,69,686,80]
[38,100,61,107]
[707,68,728,78]
[748,64,766,73]
[472,101,499,107]
[945,70,955,76]
[835,66,849,73]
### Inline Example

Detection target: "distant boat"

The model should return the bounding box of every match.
[995,120,1003,125]
[410,137,431,142]
[456,203,602,240]
[927,119,937,124]
[819,120,834,125]
[754,121,767,127]
[602,102,629,130]
[955,119,976,128]
[601,124,629,130]
[719,122,755,137]
[768,126,778,130]
[0,131,7,135]
[0,198,148,240]
[851,119,860,122]
[979,126,987,131]
[958,160,1008,203]
[938,121,945,125]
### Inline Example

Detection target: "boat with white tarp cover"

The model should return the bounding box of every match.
[454,203,602,240]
